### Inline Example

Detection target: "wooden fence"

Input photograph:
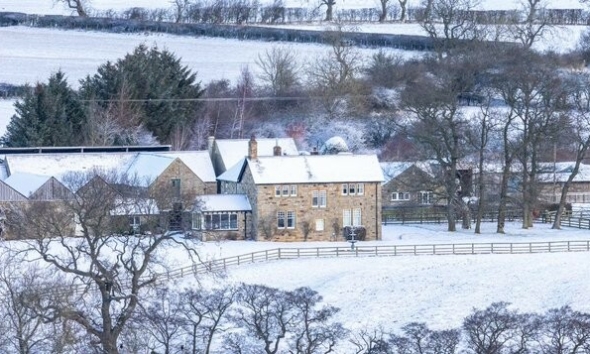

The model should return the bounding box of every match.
[161,240,590,280]
[382,210,519,225]
[544,212,590,229]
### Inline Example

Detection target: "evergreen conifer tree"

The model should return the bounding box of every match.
[2,71,86,147]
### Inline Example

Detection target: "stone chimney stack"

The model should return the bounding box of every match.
[273,139,282,156]
[207,136,215,155]
[248,135,258,160]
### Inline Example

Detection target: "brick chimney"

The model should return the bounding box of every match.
[273,139,282,156]
[248,135,258,160]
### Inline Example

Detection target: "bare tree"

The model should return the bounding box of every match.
[256,47,300,95]
[306,24,364,118]
[137,287,185,354]
[288,287,345,353]
[509,0,553,49]
[229,284,298,354]
[400,57,473,231]
[398,0,409,21]
[54,0,90,17]
[349,327,390,354]
[417,0,485,57]
[6,171,200,354]
[551,72,590,229]
[463,302,539,354]
[538,306,590,353]
[181,286,237,354]
[389,322,460,354]
[172,0,191,23]
[493,50,567,228]
[319,0,337,21]
[231,66,256,139]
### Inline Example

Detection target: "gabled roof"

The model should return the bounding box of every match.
[215,138,299,171]
[224,154,383,185]
[195,194,252,212]
[217,157,247,182]
[4,172,52,197]
[154,151,216,183]
[124,154,176,186]
[4,153,134,182]
[2,150,216,186]
[538,162,590,183]
[380,161,436,184]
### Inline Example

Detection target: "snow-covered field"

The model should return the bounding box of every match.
[176,221,590,337]
[1,0,585,15]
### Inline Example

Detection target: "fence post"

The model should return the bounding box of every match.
[266,250,268,261]
[394,245,397,256]
[252,252,254,262]
[452,244,455,254]
[414,245,417,255]
[568,241,570,252]
[224,258,226,270]
[472,243,474,254]
[375,246,378,256]
[549,243,552,252]
[317,248,320,257]
[238,255,240,265]
[279,248,281,259]
[510,243,513,254]
[297,248,300,258]
[432,244,435,255]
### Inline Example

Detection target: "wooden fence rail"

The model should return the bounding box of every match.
[161,240,590,280]
[544,212,590,229]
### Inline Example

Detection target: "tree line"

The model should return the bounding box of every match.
[43,0,590,25]
[2,261,590,354]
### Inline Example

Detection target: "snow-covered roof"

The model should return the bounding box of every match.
[154,151,216,183]
[4,172,51,197]
[380,162,415,184]
[3,150,216,186]
[125,154,176,186]
[215,138,299,171]
[217,158,246,183]
[538,162,590,183]
[5,153,134,182]
[195,194,251,212]
[111,198,159,216]
[244,154,383,184]
[380,161,437,184]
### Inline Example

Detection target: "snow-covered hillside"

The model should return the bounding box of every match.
[170,221,590,350]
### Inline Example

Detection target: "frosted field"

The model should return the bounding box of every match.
[176,221,590,337]
[1,0,585,15]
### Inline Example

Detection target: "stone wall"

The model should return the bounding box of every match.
[254,181,381,242]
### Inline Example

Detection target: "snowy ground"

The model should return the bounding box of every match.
[1,0,585,15]
[172,221,590,343]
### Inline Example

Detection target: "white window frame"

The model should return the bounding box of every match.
[203,212,238,230]
[419,191,433,205]
[290,185,297,196]
[348,183,356,195]
[312,190,327,208]
[129,216,141,232]
[287,211,295,229]
[277,211,285,228]
[391,191,410,201]
[275,186,281,197]
[282,185,290,197]
[191,213,202,230]
[343,209,352,227]
[353,208,362,226]
[315,219,325,231]
[341,184,349,195]
[357,183,364,195]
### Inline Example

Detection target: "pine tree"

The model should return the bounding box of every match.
[2,71,86,147]
[80,45,204,148]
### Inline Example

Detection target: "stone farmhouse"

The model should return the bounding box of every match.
[0,139,385,242]
[380,161,438,209]
[212,136,384,241]
[0,146,217,237]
